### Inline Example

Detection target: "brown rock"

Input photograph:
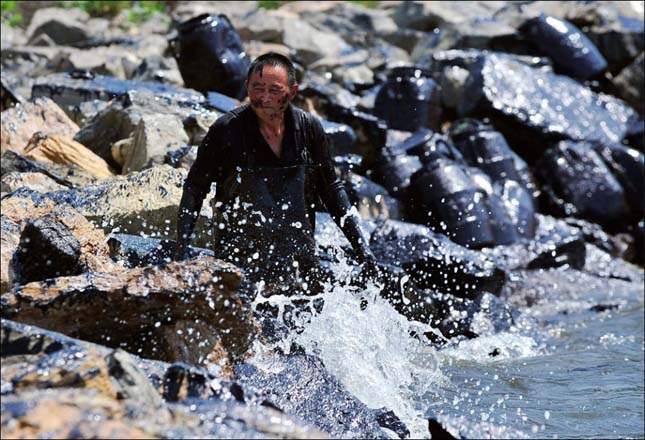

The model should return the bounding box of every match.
[0,171,68,194]
[0,97,79,155]
[0,194,119,293]
[23,133,116,179]
[2,257,258,366]
[0,389,155,439]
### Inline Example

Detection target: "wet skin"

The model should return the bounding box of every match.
[246,65,298,158]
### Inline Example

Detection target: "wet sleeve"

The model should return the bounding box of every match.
[309,116,375,263]
[176,122,228,257]
[184,124,223,201]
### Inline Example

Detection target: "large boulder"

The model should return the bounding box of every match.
[392,1,506,31]
[1,319,325,439]
[23,133,116,179]
[235,353,391,439]
[611,52,644,115]
[12,216,84,285]
[72,90,216,171]
[123,114,189,173]
[1,257,256,367]
[34,165,212,244]
[536,141,631,231]
[456,53,636,163]
[25,7,90,46]
[0,97,79,155]
[369,219,506,299]
[1,191,118,293]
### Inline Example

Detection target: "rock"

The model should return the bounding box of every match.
[23,133,115,179]
[0,191,118,293]
[1,73,25,112]
[170,1,259,27]
[1,171,67,194]
[343,172,403,221]
[583,243,644,283]
[457,53,636,163]
[585,18,644,75]
[26,7,90,46]
[393,1,506,31]
[1,256,257,366]
[370,219,506,299]
[518,14,608,80]
[124,113,189,173]
[502,268,643,308]
[0,150,97,189]
[131,55,184,87]
[1,318,325,439]
[0,97,80,155]
[594,143,644,222]
[183,111,220,146]
[297,2,398,47]
[282,17,352,66]
[36,165,213,246]
[536,141,630,231]
[482,220,586,271]
[107,233,214,268]
[235,353,389,439]
[612,52,644,115]
[164,145,198,170]
[169,14,250,100]
[374,66,442,132]
[72,90,208,171]
[31,72,208,120]
[407,158,499,248]
[371,153,422,198]
[12,216,84,285]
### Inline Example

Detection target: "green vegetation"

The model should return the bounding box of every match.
[127,1,166,25]
[1,1,23,27]
[257,1,290,9]
[348,0,379,8]
[258,0,380,9]
[57,1,167,22]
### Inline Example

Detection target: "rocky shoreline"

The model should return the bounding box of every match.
[1,1,643,438]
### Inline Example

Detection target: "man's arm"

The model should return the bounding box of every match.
[176,127,220,260]
[309,116,377,266]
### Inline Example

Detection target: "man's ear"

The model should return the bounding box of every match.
[289,84,299,100]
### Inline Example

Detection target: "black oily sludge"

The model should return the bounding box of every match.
[458,54,635,163]
[369,219,506,299]
[593,143,644,222]
[519,14,608,80]
[537,141,631,231]
[169,14,250,100]
[374,66,442,132]
[408,158,496,248]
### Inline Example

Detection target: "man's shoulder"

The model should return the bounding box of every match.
[208,104,250,132]
[290,105,323,133]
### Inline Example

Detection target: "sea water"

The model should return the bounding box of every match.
[249,233,644,439]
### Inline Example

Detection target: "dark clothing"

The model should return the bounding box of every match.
[184,104,342,222]
[177,103,374,276]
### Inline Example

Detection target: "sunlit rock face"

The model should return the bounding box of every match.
[1,257,257,369]
[369,219,506,299]
[1,319,327,439]
[0,97,80,155]
[1,190,118,294]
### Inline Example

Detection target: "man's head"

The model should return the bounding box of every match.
[246,52,298,124]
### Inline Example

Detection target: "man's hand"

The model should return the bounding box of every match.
[358,251,382,284]
[174,242,191,261]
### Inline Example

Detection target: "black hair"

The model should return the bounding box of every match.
[247,52,296,87]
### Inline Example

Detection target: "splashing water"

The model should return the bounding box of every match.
[250,242,447,438]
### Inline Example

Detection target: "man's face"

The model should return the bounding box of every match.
[246,65,298,124]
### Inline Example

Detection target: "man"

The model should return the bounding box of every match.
[176,52,377,287]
